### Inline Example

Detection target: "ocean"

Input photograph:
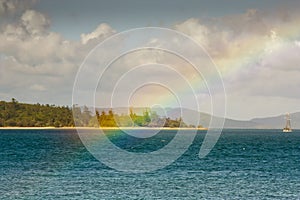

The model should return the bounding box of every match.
[0,129,300,199]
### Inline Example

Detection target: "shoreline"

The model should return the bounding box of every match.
[0,126,208,130]
[1,127,294,131]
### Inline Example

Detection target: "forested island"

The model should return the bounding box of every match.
[0,99,74,127]
[0,99,199,128]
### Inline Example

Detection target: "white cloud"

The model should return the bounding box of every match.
[21,10,50,36]
[80,23,116,44]
[2,9,51,41]
[0,7,116,105]
[295,40,300,47]
[262,42,300,71]
[171,9,300,118]
[174,18,210,47]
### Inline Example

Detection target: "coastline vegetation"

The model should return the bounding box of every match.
[0,98,74,127]
[0,99,199,128]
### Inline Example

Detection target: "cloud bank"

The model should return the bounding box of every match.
[1,1,300,119]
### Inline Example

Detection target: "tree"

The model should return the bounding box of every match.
[143,109,151,124]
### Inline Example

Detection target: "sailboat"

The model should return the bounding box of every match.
[283,113,292,133]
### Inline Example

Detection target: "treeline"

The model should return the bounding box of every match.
[0,99,74,127]
[74,107,195,128]
[0,99,200,128]
[94,108,161,127]
[93,108,154,127]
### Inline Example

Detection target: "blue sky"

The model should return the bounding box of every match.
[35,0,287,40]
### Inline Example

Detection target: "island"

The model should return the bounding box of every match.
[0,98,204,129]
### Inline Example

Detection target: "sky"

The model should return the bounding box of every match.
[1,0,300,120]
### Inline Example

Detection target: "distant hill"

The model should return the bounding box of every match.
[250,112,300,129]
[164,108,300,129]
[160,108,260,129]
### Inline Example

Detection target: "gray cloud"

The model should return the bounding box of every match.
[0,0,37,16]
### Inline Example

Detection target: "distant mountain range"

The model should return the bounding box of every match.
[250,112,300,129]
[96,107,300,129]
[166,108,300,129]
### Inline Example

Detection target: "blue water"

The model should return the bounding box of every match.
[1,129,300,199]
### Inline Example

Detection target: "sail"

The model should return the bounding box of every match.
[283,113,292,132]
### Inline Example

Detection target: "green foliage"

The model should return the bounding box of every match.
[0,99,199,128]
[0,99,74,127]
[95,108,190,128]
[96,109,117,127]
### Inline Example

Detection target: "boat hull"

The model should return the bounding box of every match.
[283,129,292,133]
